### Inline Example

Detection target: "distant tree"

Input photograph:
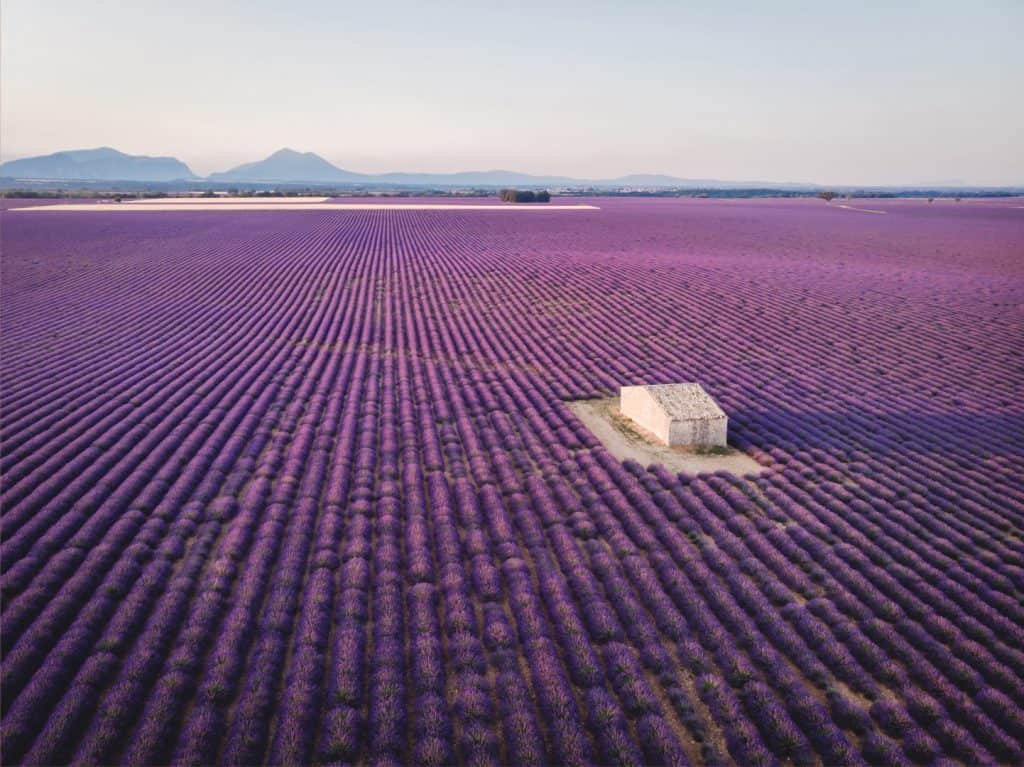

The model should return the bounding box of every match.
[819,191,837,202]
[499,188,549,203]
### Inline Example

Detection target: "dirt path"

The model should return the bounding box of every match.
[9,203,599,212]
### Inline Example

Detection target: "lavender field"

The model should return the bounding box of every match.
[1,197,1022,767]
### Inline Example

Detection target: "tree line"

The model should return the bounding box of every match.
[499,189,551,203]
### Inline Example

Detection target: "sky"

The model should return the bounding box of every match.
[2,0,1022,185]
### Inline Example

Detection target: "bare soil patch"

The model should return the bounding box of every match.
[568,397,764,476]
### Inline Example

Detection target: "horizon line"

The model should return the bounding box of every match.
[1,145,1022,190]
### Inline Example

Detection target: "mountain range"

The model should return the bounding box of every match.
[1,147,815,189]
[0,147,199,182]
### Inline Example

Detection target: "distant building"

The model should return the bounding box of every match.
[620,383,727,447]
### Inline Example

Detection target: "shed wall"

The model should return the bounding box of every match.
[620,384,728,447]
[620,387,672,444]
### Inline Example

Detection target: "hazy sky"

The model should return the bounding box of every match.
[3,1,1022,184]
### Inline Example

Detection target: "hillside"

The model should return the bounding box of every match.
[0,147,197,182]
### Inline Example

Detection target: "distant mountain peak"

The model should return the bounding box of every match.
[207,149,361,183]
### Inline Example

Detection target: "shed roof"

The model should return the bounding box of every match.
[630,383,725,421]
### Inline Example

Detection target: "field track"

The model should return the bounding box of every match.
[9,202,599,212]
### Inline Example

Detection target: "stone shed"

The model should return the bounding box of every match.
[619,383,727,447]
